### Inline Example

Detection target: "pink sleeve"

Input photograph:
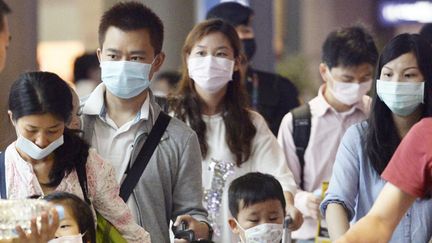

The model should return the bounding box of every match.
[86,149,151,243]
[382,118,432,198]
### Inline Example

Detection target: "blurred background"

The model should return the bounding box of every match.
[0,0,429,148]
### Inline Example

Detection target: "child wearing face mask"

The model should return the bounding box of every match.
[320,33,432,242]
[43,192,96,243]
[277,26,378,242]
[227,172,286,243]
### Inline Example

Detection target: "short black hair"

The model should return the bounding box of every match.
[73,52,99,82]
[206,2,253,27]
[228,172,286,218]
[43,192,96,243]
[420,23,432,45]
[0,0,11,32]
[98,1,164,54]
[321,26,378,69]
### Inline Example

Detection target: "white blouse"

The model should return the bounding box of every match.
[200,110,296,242]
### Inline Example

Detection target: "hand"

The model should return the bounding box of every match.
[306,193,322,220]
[286,205,303,230]
[15,208,59,243]
[173,215,210,243]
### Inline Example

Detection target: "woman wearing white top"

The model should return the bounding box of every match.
[170,19,302,242]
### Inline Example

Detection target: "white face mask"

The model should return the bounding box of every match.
[376,79,425,116]
[48,234,84,243]
[188,55,234,94]
[327,72,372,106]
[15,135,64,160]
[100,60,154,99]
[236,220,283,243]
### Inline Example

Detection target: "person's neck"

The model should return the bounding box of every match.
[323,84,352,112]
[393,107,423,138]
[16,147,54,185]
[198,88,226,116]
[105,90,148,127]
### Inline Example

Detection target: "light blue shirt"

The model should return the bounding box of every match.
[320,122,432,243]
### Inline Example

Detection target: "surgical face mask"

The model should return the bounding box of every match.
[376,79,425,116]
[236,220,283,243]
[100,60,154,99]
[188,55,234,94]
[327,74,372,105]
[48,234,84,243]
[242,38,256,61]
[15,134,64,160]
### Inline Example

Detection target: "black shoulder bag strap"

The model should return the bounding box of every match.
[291,103,311,190]
[119,112,171,202]
[0,152,6,199]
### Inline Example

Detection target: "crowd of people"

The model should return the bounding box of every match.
[0,0,432,243]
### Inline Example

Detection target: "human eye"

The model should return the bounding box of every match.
[47,129,60,134]
[194,50,206,57]
[131,55,145,61]
[247,218,259,223]
[25,129,37,134]
[404,72,418,78]
[216,52,228,57]
[60,224,70,229]
[107,54,118,60]
[381,72,392,78]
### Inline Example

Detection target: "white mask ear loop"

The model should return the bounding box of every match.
[234,218,247,243]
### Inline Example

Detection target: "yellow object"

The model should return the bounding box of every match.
[315,182,331,243]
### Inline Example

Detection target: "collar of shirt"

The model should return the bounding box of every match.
[82,83,150,123]
[311,84,370,118]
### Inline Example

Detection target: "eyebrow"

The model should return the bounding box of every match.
[27,123,62,129]
[382,66,418,71]
[196,45,230,50]
[105,48,147,56]
[129,50,147,55]
[105,48,120,53]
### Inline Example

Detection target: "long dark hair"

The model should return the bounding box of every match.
[8,71,90,187]
[366,33,432,175]
[44,192,96,243]
[170,19,256,166]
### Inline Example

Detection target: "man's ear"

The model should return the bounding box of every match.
[228,218,241,234]
[153,52,165,71]
[7,110,14,125]
[96,48,102,63]
[149,52,166,80]
[319,63,329,83]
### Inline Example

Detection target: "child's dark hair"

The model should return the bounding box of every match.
[98,1,164,54]
[228,172,286,218]
[43,192,96,243]
[321,25,378,69]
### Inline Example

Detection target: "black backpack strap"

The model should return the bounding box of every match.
[291,103,311,190]
[0,152,6,199]
[119,112,171,202]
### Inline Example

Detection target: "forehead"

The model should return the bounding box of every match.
[383,52,418,69]
[238,199,284,217]
[193,32,232,49]
[102,26,154,54]
[16,113,64,127]
[331,63,374,76]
